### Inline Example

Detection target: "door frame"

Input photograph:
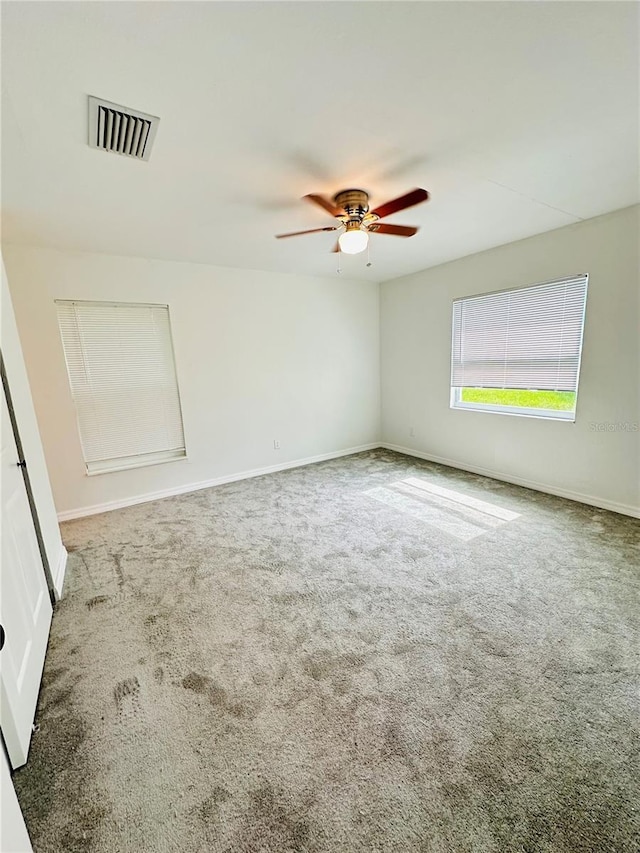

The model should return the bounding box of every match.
[1,735,33,852]
[0,353,56,605]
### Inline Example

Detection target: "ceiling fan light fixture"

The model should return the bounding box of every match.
[338,224,369,255]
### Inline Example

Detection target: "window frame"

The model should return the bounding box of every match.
[449,274,588,423]
[56,299,188,475]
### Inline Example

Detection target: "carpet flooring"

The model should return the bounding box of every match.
[13,449,640,852]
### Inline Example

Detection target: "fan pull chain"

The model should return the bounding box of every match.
[366,240,372,268]
[336,248,342,275]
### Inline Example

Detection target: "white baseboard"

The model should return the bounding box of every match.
[57,441,639,522]
[57,443,380,522]
[52,545,68,599]
[380,442,640,519]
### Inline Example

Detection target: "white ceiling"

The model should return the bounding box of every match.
[1,1,638,282]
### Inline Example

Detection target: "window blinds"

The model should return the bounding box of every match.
[451,275,588,391]
[56,301,186,474]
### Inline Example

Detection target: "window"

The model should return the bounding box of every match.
[56,300,186,474]
[450,275,588,421]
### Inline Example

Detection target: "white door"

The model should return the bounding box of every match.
[0,383,52,768]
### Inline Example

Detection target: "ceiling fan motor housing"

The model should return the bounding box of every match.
[333,189,370,221]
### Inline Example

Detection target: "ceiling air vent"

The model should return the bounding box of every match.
[88,96,160,161]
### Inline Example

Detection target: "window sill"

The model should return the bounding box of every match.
[86,449,188,476]
[451,402,575,422]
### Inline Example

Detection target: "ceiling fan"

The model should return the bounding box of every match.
[276,187,430,255]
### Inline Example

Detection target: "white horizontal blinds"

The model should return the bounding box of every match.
[451,276,588,390]
[57,301,186,473]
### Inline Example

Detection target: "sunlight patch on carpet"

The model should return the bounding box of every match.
[365,477,520,541]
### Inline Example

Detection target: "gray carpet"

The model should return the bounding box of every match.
[13,449,640,852]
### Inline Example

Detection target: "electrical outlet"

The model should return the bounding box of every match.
[273,439,280,450]
[409,426,415,438]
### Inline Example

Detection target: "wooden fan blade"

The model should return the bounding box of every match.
[304,193,343,218]
[276,226,337,239]
[370,188,429,220]
[368,223,418,237]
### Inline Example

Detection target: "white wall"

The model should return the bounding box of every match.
[2,246,380,518]
[381,205,640,517]
[4,206,638,521]
[1,256,67,594]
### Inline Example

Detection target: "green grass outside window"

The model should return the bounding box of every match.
[460,388,576,411]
